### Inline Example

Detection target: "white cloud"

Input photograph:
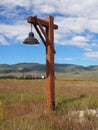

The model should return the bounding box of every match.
[87,19,98,33]
[31,0,98,18]
[0,20,41,45]
[0,0,98,49]
[70,36,90,49]
[0,35,9,45]
[84,51,98,59]
[55,15,98,51]
[0,22,30,45]
[55,35,92,50]
[59,57,74,61]
[1,0,98,17]
[55,16,98,35]
[0,0,31,8]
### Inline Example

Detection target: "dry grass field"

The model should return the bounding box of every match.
[0,79,98,130]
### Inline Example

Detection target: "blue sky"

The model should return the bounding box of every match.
[0,0,98,66]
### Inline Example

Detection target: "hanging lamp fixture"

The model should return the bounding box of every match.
[23,24,39,45]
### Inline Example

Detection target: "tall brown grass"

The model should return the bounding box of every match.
[0,79,98,129]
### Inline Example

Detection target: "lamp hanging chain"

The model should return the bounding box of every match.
[31,24,32,32]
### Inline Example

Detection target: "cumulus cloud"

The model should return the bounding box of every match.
[0,21,41,45]
[70,36,90,49]
[0,0,31,8]
[84,51,98,59]
[0,0,98,50]
[55,35,92,50]
[59,57,74,61]
[0,23,27,40]
[87,19,98,33]
[0,21,32,45]
[1,0,98,18]
[0,35,9,45]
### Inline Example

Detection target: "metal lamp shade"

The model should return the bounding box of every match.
[23,32,39,45]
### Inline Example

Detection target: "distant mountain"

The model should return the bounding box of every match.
[0,63,45,74]
[0,63,98,78]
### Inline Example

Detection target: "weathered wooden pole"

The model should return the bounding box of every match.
[46,16,55,110]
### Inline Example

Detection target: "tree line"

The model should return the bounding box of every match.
[0,75,46,79]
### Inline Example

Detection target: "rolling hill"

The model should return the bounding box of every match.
[0,63,98,79]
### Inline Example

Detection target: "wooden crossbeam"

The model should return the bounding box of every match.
[27,16,58,29]
[31,16,56,54]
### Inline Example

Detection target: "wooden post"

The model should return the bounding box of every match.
[46,16,55,111]
[27,15,58,111]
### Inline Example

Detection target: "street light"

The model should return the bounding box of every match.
[23,16,58,111]
[23,24,39,45]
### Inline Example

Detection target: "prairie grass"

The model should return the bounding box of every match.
[0,79,98,129]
